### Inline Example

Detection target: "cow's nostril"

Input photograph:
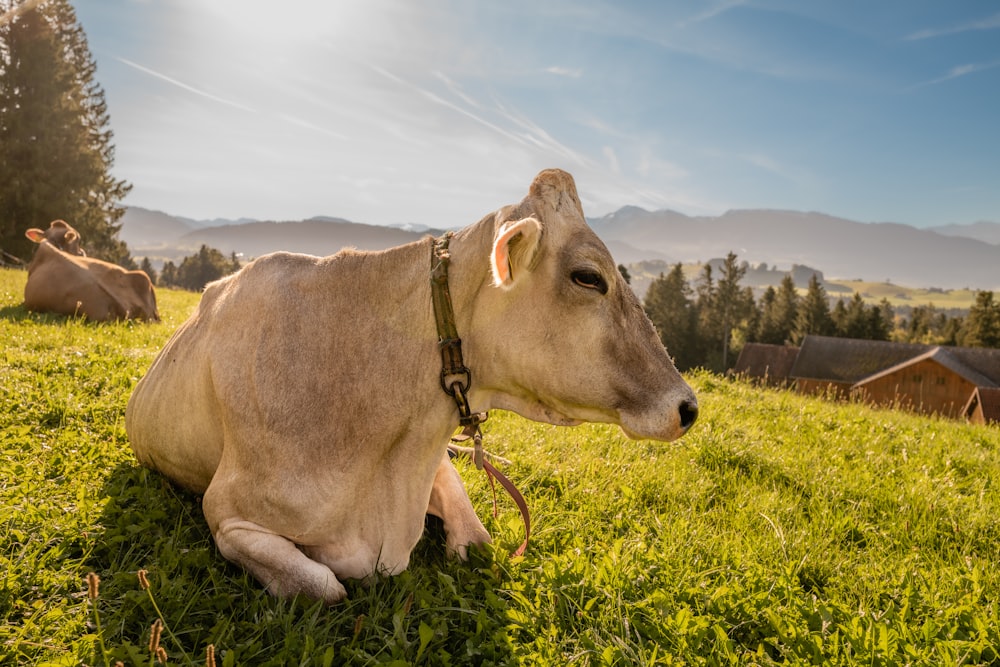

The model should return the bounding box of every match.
[679,399,698,431]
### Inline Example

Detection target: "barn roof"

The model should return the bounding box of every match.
[789,336,928,383]
[853,347,999,390]
[964,387,1000,424]
[732,343,800,383]
[945,346,1000,385]
[789,335,1000,386]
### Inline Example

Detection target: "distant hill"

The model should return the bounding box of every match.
[119,207,442,265]
[118,207,198,247]
[927,221,1000,246]
[588,208,1000,291]
[178,219,430,259]
[119,205,1000,291]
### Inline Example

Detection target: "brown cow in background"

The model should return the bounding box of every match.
[25,219,85,256]
[24,220,159,322]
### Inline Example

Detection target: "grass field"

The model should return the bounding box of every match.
[823,280,979,311]
[1,266,999,666]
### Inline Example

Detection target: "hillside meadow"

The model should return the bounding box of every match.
[1,266,999,666]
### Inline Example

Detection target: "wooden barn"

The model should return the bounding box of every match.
[732,343,800,387]
[964,387,1000,425]
[789,337,930,398]
[789,335,1000,420]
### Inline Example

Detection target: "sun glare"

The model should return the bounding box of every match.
[194,0,378,48]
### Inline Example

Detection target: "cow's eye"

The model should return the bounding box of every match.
[571,270,608,295]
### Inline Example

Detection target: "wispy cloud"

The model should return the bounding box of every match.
[544,66,583,78]
[602,146,621,174]
[491,98,590,167]
[116,57,257,113]
[276,114,349,141]
[909,59,1000,89]
[679,0,746,27]
[636,148,687,181]
[368,64,530,148]
[905,11,1000,40]
[433,71,483,109]
[369,63,591,168]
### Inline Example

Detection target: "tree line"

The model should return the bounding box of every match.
[642,252,1000,372]
[137,245,242,292]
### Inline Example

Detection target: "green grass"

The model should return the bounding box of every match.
[1,266,999,666]
[823,280,978,310]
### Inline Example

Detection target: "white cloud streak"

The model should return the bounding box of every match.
[678,0,746,27]
[116,57,257,113]
[602,146,620,174]
[909,59,1000,89]
[368,64,530,148]
[905,11,1000,40]
[544,66,583,78]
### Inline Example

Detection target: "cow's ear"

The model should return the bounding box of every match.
[25,229,46,244]
[65,230,79,245]
[491,217,542,289]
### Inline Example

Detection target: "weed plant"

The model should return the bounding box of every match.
[1,268,998,665]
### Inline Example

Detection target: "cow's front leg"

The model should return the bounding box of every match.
[203,489,347,604]
[426,451,491,559]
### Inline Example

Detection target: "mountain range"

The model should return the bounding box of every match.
[119,206,1000,291]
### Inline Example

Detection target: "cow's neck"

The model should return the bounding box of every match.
[437,215,496,334]
[428,215,500,413]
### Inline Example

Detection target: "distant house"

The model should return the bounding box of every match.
[789,335,1000,420]
[732,343,800,387]
[964,387,1000,425]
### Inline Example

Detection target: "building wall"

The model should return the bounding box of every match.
[853,359,974,418]
[968,403,986,425]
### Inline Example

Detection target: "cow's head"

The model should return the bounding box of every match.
[471,169,697,442]
[25,220,85,256]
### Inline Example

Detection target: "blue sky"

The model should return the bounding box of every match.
[71,0,1000,228]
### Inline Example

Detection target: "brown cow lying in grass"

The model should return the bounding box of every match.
[24,220,159,322]
[126,169,697,602]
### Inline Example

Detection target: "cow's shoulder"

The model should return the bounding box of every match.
[28,241,89,276]
[205,251,337,302]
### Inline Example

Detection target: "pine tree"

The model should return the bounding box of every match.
[905,304,949,344]
[159,260,177,287]
[176,245,220,291]
[831,298,848,336]
[869,299,893,341]
[0,0,131,262]
[962,291,1000,348]
[793,274,834,343]
[694,262,719,369]
[643,264,696,370]
[840,293,870,339]
[138,256,157,284]
[758,274,799,345]
[756,286,779,343]
[712,252,753,370]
